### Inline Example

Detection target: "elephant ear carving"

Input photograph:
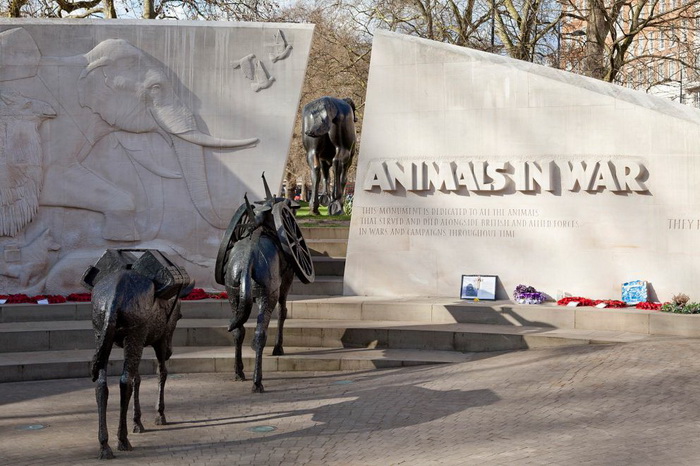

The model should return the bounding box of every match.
[76,38,259,230]
[113,133,182,179]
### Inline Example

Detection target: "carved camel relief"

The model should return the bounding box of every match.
[0,90,56,237]
[0,28,258,241]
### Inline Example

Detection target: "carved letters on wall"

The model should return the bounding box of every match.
[0,23,306,294]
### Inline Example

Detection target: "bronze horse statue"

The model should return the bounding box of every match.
[302,96,357,216]
[215,174,314,392]
[82,249,191,459]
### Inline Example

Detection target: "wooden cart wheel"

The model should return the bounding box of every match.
[273,202,315,284]
[214,204,253,285]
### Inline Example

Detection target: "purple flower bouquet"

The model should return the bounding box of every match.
[513,284,548,305]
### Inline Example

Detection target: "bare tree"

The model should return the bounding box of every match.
[6,0,280,19]
[351,0,496,50]
[8,0,29,16]
[561,0,700,84]
[281,0,371,199]
[494,0,562,62]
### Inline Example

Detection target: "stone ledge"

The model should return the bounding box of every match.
[288,297,696,336]
[2,297,697,337]
[0,346,469,383]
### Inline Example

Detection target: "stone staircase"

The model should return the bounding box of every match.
[1,226,686,383]
[289,226,347,295]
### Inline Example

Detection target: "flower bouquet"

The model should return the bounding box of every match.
[513,285,548,305]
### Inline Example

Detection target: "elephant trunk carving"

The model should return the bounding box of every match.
[148,96,258,149]
[148,105,258,228]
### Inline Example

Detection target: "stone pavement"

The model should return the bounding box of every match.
[2,338,700,465]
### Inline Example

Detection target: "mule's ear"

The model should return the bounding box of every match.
[347,98,358,122]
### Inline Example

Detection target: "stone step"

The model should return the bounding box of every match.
[3,298,697,338]
[291,277,343,295]
[286,297,698,337]
[311,257,346,276]
[300,227,349,240]
[0,318,649,355]
[307,239,347,258]
[0,346,475,383]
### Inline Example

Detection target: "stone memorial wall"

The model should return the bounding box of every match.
[0,19,313,294]
[344,30,700,300]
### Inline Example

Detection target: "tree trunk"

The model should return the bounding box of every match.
[143,0,155,19]
[583,0,608,79]
[8,0,26,17]
[103,0,117,18]
[285,170,296,200]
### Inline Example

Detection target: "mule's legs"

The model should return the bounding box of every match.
[232,325,246,381]
[319,160,332,207]
[272,273,293,356]
[252,292,278,393]
[327,116,354,215]
[271,302,287,356]
[132,373,145,433]
[95,367,114,459]
[227,286,252,382]
[329,151,350,216]
[117,339,144,452]
[308,150,322,215]
[153,344,169,425]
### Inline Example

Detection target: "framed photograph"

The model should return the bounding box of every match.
[460,275,497,301]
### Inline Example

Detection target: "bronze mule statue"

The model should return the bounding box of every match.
[302,96,357,216]
[82,249,192,459]
[215,174,314,392]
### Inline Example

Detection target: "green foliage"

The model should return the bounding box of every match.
[294,201,351,227]
[661,301,700,314]
[344,195,353,215]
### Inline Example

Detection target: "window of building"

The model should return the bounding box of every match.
[658,62,665,79]
[660,34,665,49]
[660,0,666,13]
[670,61,676,78]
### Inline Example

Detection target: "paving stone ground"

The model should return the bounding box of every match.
[2,338,700,465]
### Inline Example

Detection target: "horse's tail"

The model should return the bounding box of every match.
[90,294,118,382]
[228,244,255,331]
[303,98,336,138]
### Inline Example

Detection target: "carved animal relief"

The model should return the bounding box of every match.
[0,22,311,296]
[0,91,55,237]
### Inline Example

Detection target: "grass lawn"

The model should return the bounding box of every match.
[294,201,351,227]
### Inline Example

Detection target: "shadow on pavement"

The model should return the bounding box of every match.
[157,380,500,449]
